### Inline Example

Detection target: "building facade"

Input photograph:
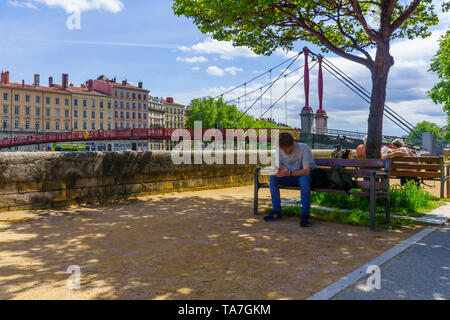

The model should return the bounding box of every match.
[163,97,186,129]
[91,76,149,130]
[148,96,165,128]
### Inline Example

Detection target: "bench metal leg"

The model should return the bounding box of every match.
[370,172,377,231]
[384,197,391,224]
[254,168,261,215]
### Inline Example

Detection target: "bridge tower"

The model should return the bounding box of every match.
[300,47,314,134]
[315,56,328,135]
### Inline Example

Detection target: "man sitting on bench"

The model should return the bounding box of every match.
[264,132,317,227]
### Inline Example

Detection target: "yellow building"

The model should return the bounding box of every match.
[163,97,186,129]
[0,72,73,139]
[68,83,114,132]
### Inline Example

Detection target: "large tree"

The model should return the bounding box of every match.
[173,0,441,158]
[428,29,449,141]
[407,120,443,142]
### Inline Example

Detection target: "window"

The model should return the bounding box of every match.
[74,110,78,118]
[114,111,118,118]
[14,106,19,115]
[120,111,124,119]
[55,109,60,118]
[36,96,40,104]
[36,121,40,131]
[132,112,136,119]
[55,98,60,105]
[143,104,147,110]
[14,94,19,102]
[100,112,104,119]
[132,93,136,99]
[55,122,60,131]
[114,101,118,108]
[115,122,118,129]
[100,101,104,109]
[14,120,19,130]
[83,100,87,107]
[83,122,87,130]
[74,99,78,106]
[126,112,130,119]
[115,90,118,97]
[126,102,130,109]
[25,120,30,130]
[91,100,95,107]
[45,108,50,117]
[2,120,8,129]
[46,97,50,104]
[100,123,104,130]
[36,107,40,117]
[126,92,130,99]
[74,122,78,130]
[25,95,30,103]
[83,110,87,118]
[108,123,111,130]
[143,113,147,120]
[45,122,50,130]
[120,102,124,108]
[65,123,69,131]
[3,93,8,101]
[91,122,95,130]
[138,94,142,100]
[92,111,96,119]
[138,103,141,110]
[120,91,124,98]
[133,103,136,109]
[65,110,69,118]
[138,113,141,120]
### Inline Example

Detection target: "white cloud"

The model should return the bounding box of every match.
[181,38,258,60]
[176,56,208,63]
[10,0,124,13]
[206,66,243,77]
[192,67,200,71]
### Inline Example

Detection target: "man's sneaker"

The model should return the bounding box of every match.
[300,216,312,227]
[264,211,282,222]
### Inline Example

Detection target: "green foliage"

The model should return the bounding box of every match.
[407,121,443,141]
[173,0,439,68]
[268,206,417,230]
[310,181,437,216]
[428,29,450,140]
[186,97,279,128]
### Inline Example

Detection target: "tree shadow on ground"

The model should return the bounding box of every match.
[0,187,421,300]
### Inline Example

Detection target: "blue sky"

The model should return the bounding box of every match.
[0,0,448,136]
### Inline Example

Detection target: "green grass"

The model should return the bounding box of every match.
[265,206,419,230]
[309,181,440,217]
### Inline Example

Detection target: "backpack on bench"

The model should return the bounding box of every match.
[328,166,355,193]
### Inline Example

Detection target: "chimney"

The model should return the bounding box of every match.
[122,80,127,86]
[0,72,4,84]
[166,97,174,104]
[34,74,40,87]
[62,73,68,89]
[138,82,143,89]
[49,77,53,87]
[3,71,9,84]
[22,80,25,88]
[87,79,93,92]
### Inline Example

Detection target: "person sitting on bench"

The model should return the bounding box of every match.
[264,132,317,227]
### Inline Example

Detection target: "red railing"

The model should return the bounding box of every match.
[0,128,301,148]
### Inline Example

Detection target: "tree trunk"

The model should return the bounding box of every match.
[366,43,394,159]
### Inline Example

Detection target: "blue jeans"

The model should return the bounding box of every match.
[269,175,312,217]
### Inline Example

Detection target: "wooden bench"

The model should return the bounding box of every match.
[389,156,450,198]
[254,159,392,231]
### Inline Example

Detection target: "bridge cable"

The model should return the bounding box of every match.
[320,63,414,137]
[231,52,303,127]
[249,61,318,129]
[214,53,300,99]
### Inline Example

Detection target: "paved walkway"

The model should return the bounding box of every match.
[333,227,450,300]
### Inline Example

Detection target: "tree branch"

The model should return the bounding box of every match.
[348,0,381,41]
[390,0,422,32]
[275,5,373,69]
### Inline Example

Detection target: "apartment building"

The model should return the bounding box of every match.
[0,72,73,139]
[68,81,114,132]
[91,76,149,130]
[148,96,165,128]
[163,97,186,129]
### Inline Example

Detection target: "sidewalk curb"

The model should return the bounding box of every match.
[307,227,437,300]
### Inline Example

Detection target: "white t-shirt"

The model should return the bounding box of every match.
[278,143,317,171]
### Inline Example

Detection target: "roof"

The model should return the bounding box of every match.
[66,86,111,97]
[95,79,149,92]
[162,98,185,107]
[0,82,71,94]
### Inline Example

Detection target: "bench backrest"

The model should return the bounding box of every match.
[315,159,389,190]
[390,156,443,180]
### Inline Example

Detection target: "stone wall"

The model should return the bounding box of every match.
[0,150,336,212]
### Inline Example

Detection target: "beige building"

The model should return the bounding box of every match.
[163,97,186,129]
[68,83,114,132]
[148,96,165,128]
[0,72,73,139]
